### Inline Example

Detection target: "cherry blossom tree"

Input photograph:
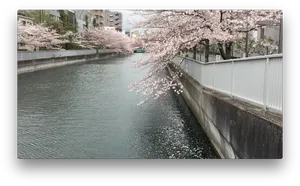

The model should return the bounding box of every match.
[17,21,67,51]
[216,10,282,59]
[129,10,282,104]
[76,28,136,55]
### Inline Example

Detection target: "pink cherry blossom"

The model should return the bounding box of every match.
[76,28,136,55]
[17,21,67,51]
[129,10,282,104]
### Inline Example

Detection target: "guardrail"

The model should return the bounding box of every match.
[17,49,115,61]
[172,54,283,113]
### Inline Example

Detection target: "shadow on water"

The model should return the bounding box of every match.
[86,55,132,65]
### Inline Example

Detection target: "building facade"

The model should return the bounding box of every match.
[17,14,34,26]
[45,10,61,21]
[73,10,94,32]
[253,19,283,54]
[103,10,122,31]
[17,14,34,51]
[89,10,105,28]
[43,10,123,32]
[103,26,116,30]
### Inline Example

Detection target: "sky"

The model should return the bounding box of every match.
[110,9,144,31]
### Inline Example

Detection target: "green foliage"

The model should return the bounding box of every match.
[252,37,278,55]
[57,10,79,49]
[234,35,256,56]
[234,33,278,56]
[18,10,49,24]
[209,44,220,55]
[19,10,66,35]
[64,43,83,50]
[59,10,74,34]
[58,10,78,33]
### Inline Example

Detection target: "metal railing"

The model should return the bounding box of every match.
[17,49,115,61]
[172,54,283,113]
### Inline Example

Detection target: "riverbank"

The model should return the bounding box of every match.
[17,50,124,74]
[167,63,282,159]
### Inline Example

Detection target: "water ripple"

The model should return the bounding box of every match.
[18,54,218,159]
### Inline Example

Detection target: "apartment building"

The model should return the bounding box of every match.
[104,27,116,31]
[19,9,123,34]
[89,10,105,28]
[17,14,34,26]
[17,14,34,51]
[103,10,122,32]
[45,10,61,21]
[45,10,92,33]
[73,10,94,32]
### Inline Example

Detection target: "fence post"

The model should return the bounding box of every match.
[230,60,234,98]
[185,58,188,73]
[263,57,269,110]
[200,62,202,85]
[213,62,215,92]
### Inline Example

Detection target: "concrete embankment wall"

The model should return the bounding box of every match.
[168,65,282,159]
[17,50,117,74]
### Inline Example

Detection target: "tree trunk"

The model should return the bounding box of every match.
[225,42,233,57]
[199,39,210,62]
[193,45,197,60]
[245,32,249,57]
[218,42,234,60]
[205,40,209,62]
[199,49,201,61]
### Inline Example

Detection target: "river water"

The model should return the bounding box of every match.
[17,53,218,159]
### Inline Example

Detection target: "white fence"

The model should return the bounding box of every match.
[17,49,114,61]
[172,54,283,113]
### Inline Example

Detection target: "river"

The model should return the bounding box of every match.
[17,53,218,159]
